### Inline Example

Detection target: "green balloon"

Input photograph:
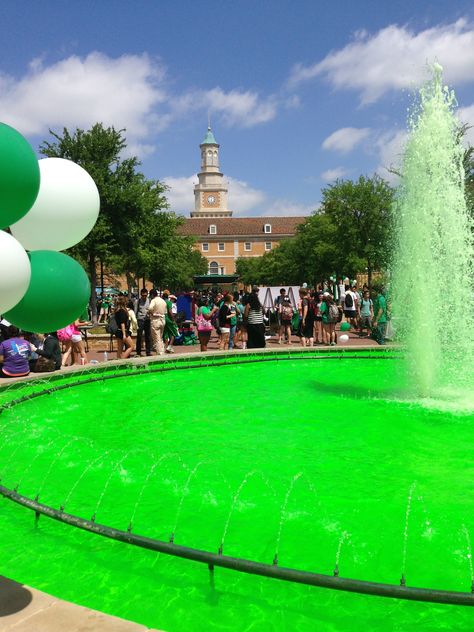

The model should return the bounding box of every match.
[5,250,90,332]
[340,322,351,332]
[0,123,40,229]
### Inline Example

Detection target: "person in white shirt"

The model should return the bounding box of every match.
[147,289,167,355]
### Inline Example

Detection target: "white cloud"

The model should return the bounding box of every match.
[0,52,280,161]
[321,167,349,181]
[258,199,314,217]
[163,174,266,215]
[322,127,370,153]
[172,88,277,128]
[227,177,267,212]
[288,19,474,104]
[0,53,168,145]
[374,129,407,183]
[457,104,474,144]
[162,175,197,214]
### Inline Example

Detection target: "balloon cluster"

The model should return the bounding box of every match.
[0,123,100,332]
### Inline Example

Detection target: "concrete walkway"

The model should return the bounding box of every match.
[0,576,161,631]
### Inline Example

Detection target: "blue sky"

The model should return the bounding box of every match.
[2,1,474,217]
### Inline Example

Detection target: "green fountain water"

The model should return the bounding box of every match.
[392,63,474,396]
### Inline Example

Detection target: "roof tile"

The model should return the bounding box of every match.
[179,216,306,237]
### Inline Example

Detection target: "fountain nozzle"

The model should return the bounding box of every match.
[333,564,339,577]
[273,554,278,566]
[400,574,406,587]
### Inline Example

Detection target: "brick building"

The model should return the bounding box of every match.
[179,127,306,274]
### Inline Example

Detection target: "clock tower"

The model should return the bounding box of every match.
[191,127,232,218]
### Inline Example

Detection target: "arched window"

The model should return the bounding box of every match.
[209,261,219,275]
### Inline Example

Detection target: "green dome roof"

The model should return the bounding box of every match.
[201,127,217,145]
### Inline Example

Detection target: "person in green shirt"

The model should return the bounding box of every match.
[162,290,179,353]
[372,287,388,345]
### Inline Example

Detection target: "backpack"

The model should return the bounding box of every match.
[327,303,339,323]
[344,292,354,308]
[57,324,74,342]
[106,314,119,335]
[281,304,293,320]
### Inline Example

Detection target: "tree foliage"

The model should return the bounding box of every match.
[40,124,207,316]
[236,174,394,288]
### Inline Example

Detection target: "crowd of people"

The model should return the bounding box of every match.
[194,282,388,352]
[0,281,388,378]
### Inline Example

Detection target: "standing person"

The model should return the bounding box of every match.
[244,287,265,349]
[0,326,33,378]
[195,297,215,352]
[127,300,138,336]
[162,290,179,354]
[279,297,294,345]
[358,289,374,337]
[321,293,338,346]
[233,292,244,349]
[313,291,324,344]
[372,286,388,345]
[134,288,151,357]
[147,289,167,355]
[274,288,286,343]
[98,293,111,324]
[218,293,235,350]
[114,296,133,359]
[71,318,89,365]
[343,285,358,328]
[298,288,315,347]
[227,294,239,350]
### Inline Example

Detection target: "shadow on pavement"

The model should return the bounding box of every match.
[0,576,33,616]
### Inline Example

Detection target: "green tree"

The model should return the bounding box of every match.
[320,175,394,287]
[39,124,189,318]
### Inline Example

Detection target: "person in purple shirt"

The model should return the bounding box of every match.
[0,326,33,377]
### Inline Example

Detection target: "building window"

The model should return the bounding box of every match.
[244,242,252,251]
[265,242,272,251]
[202,242,209,252]
[218,242,225,251]
[264,223,272,233]
[209,261,219,275]
[209,224,217,234]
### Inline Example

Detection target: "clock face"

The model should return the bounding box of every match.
[207,195,216,205]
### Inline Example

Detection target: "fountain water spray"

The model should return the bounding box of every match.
[392,63,474,396]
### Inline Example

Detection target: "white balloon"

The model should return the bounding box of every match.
[10,158,100,251]
[339,334,349,343]
[0,231,31,313]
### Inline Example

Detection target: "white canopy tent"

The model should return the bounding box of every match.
[258,286,300,310]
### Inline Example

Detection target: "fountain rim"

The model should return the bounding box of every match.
[0,347,396,407]
[0,484,472,607]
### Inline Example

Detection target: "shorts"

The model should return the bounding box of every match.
[71,334,82,343]
[220,327,230,334]
[315,316,322,322]
[115,330,131,339]
[360,315,372,328]
[344,310,356,318]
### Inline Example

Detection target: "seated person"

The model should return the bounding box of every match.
[36,332,62,370]
[0,326,34,378]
